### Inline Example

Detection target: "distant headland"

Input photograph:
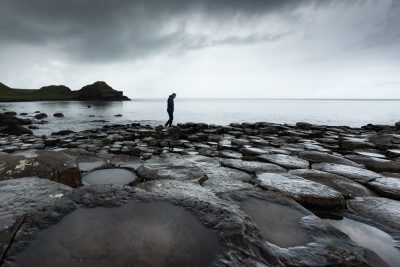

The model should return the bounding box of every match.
[0,81,131,102]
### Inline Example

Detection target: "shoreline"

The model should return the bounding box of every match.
[1,118,400,266]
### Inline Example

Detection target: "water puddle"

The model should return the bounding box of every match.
[13,201,220,267]
[240,198,312,248]
[82,168,136,185]
[324,217,400,267]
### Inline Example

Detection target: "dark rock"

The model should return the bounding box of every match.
[4,183,283,266]
[339,137,374,151]
[367,177,400,200]
[298,151,360,167]
[53,112,64,118]
[219,150,242,159]
[312,163,382,184]
[290,169,375,199]
[296,122,312,130]
[0,177,71,231]
[136,154,207,183]
[34,113,48,120]
[0,113,32,127]
[51,130,75,136]
[219,190,372,267]
[28,125,39,130]
[221,159,286,174]
[252,172,345,208]
[258,154,309,170]
[345,154,400,173]
[347,197,400,232]
[240,146,271,156]
[0,125,32,136]
[114,114,123,117]
[0,150,82,187]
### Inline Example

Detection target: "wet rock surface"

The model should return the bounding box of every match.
[221,158,286,174]
[253,173,345,208]
[220,190,373,267]
[3,184,283,267]
[0,178,72,259]
[12,201,221,267]
[2,119,400,266]
[258,154,309,169]
[0,150,82,187]
[289,169,376,199]
[347,197,400,232]
[312,163,382,184]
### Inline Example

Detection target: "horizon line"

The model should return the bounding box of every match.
[131,97,400,101]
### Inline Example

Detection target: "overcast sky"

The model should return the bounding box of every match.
[0,0,399,98]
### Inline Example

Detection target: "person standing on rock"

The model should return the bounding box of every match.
[165,93,176,127]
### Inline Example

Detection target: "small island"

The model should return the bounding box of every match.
[0,81,131,102]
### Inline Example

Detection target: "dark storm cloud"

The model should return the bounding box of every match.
[0,0,330,61]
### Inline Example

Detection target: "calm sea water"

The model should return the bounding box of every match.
[1,99,399,135]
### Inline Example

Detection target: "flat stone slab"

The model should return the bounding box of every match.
[3,183,284,267]
[324,217,398,267]
[83,168,138,185]
[219,190,373,267]
[0,150,82,187]
[136,155,207,184]
[252,173,345,208]
[258,154,309,169]
[312,163,382,185]
[12,201,221,267]
[221,159,286,174]
[298,151,360,167]
[345,155,400,173]
[219,150,242,159]
[290,169,375,199]
[181,155,254,192]
[241,197,313,248]
[347,197,400,232]
[0,177,72,232]
[201,166,254,193]
[367,177,400,200]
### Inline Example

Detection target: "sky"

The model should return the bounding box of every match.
[0,0,399,99]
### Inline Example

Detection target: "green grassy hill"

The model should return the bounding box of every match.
[0,82,130,101]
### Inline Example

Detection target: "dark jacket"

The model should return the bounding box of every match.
[167,95,174,112]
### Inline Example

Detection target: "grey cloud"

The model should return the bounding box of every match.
[0,0,333,62]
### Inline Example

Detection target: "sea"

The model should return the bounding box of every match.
[1,99,399,136]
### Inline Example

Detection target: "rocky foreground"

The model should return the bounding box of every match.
[1,117,400,266]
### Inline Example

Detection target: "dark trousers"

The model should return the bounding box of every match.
[165,110,173,127]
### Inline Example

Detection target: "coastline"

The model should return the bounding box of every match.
[1,119,400,266]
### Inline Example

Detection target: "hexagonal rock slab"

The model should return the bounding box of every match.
[345,154,400,173]
[219,190,374,267]
[312,163,382,185]
[221,159,286,174]
[252,173,345,208]
[201,165,254,193]
[347,197,400,232]
[298,151,361,167]
[0,177,72,232]
[0,150,82,187]
[258,154,309,170]
[183,155,254,193]
[367,177,400,200]
[0,178,72,259]
[3,183,284,267]
[289,169,375,199]
[136,155,207,184]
